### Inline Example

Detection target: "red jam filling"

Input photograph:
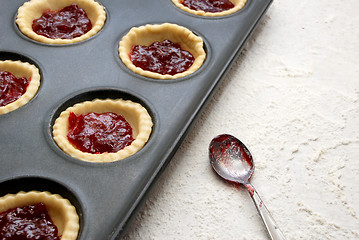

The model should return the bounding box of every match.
[0,203,61,240]
[182,0,235,13]
[67,112,134,154]
[0,71,29,107]
[32,4,92,40]
[130,39,195,75]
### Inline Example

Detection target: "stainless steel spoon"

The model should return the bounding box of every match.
[209,134,286,240]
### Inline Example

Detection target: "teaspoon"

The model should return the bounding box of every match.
[209,134,286,240]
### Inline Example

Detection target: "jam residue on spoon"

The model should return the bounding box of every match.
[182,0,235,13]
[130,39,195,75]
[67,112,134,154]
[32,4,92,40]
[0,203,61,240]
[0,71,29,107]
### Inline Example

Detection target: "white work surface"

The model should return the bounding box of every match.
[123,0,359,239]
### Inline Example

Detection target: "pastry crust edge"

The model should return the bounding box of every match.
[52,99,153,163]
[119,23,206,80]
[16,0,106,44]
[171,0,247,17]
[0,60,40,115]
[0,191,80,240]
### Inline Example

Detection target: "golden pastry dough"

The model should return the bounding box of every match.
[172,0,247,17]
[52,99,153,163]
[0,191,80,240]
[119,23,206,79]
[16,0,106,44]
[0,60,40,115]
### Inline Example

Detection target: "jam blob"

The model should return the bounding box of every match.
[0,71,29,107]
[67,112,134,154]
[182,0,235,13]
[130,39,195,76]
[0,203,61,240]
[32,4,92,40]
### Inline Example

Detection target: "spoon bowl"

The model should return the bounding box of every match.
[209,134,254,184]
[209,134,286,240]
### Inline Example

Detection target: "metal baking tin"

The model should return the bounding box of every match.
[0,0,272,239]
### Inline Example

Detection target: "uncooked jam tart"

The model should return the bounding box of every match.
[16,0,106,44]
[119,23,206,79]
[0,60,40,115]
[52,99,153,163]
[172,0,247,17]
[0,191,79,240]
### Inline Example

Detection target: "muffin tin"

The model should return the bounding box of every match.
[0,0,272,239]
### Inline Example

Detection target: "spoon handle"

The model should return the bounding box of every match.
[245,183,286,240]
